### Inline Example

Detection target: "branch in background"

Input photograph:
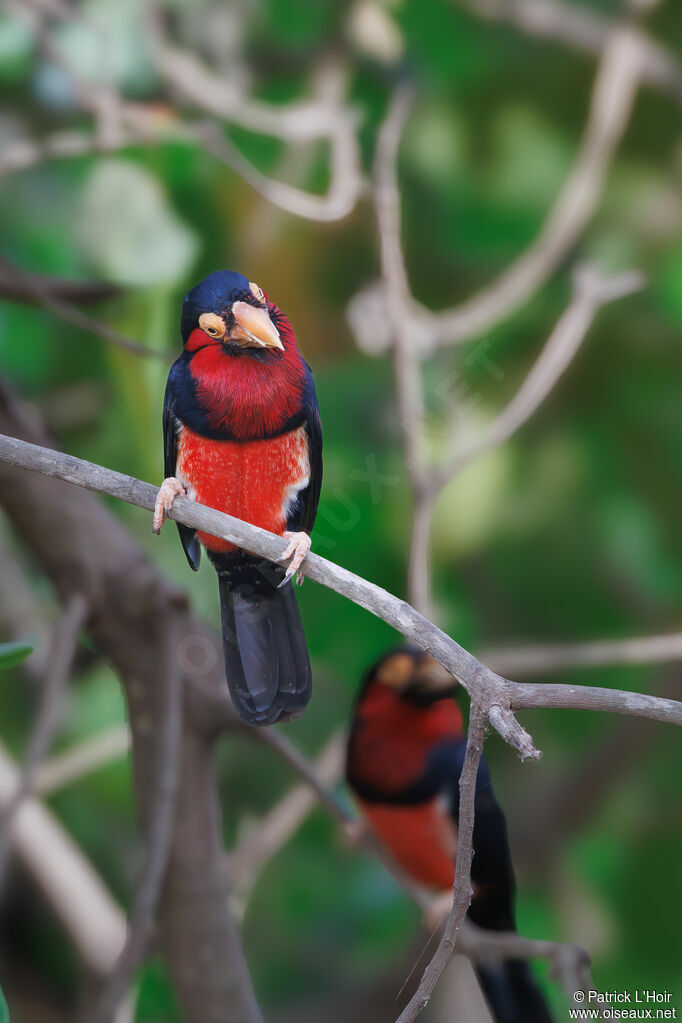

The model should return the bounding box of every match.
[426,20,644,348]
[455,0,682,107]
[481,630,682,676]
[429,265,645,491]
[150,24,365,223]
[0,259,120,305]
[228,732,345,898]
[0,737,126,974]
[0,592,88,883]
[350,19,645,357]
[34,725,130,794]
[4,4,364,225]
[0,256,166,361]
[0,387,261,1023]
[396,706,487,1023]
[92,612,183,1023]
[372,87,433,615]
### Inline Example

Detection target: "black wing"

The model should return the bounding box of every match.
[163,361,201,572]
[287,362,322,536]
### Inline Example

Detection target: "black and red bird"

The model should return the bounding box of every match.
[346,648,553,1023]
[154,270,322,726]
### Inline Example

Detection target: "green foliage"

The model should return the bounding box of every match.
[0,641,33,670]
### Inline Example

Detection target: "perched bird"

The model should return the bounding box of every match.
[346,648,553,1023]
[153,270,322,726]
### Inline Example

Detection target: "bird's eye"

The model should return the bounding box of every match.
[199,312,226,339]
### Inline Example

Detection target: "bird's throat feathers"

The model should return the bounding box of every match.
[348,684,464,796]
[186,305,307,440]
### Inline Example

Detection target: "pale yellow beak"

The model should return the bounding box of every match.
[230,301,283,351]
[413,656,458,692]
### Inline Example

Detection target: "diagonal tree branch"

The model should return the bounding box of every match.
[0,431,680,748]
[0,255,167,361]
[0,737,127,974]
[429,265,645,491]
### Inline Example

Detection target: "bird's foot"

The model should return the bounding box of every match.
[423,891,454,930]
[153,477,186,534]
[277,531,311,587]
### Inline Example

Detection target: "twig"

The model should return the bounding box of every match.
[429,265,645,491]
[0,259,120,305]
[351,21,646,358]
[425,22,644,348]
[0,255,166,361]
[237,725,598,1004]
[34,725,130,794]
[481,630,682,676]
[150,28,364,223]
[0,591,88,884]
[0,737,126,973]
[0,434,680,746]
[92,612,183,1023]
[228,731,345,895]
[396,705,488,1023]
[373,87,432,613]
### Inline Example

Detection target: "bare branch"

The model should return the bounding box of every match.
[93,612,183,1023]
[350,21,646,357]
[0,259,121,305]
[425,23,645,348]
[396,706,488,1023]
[149,28,364,223]
[455,0,682,107]
[0,433,680,748]
[0,737,127,974]
[481,630,682,676]
[0,591,88,883]
[34,725,130,794]
[238,723,598,1008]
[0,255,167,361]
[511,681,682,726]
[0,388,261,1023]
[228,731,345,895]
[430,265,645,491]
[372,87,433,611]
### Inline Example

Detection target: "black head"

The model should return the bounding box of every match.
[180,269,282,352]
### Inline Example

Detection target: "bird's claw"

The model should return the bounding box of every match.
[277,530,311,587]
[153,477,186,534]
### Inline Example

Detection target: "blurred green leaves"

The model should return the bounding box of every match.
[0,641,33,670]
[76,159,198,287]
[0,983,8,1023]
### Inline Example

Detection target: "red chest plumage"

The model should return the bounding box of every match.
[351,686,464,794]
[359,798,457,890]
[176,424,310,553]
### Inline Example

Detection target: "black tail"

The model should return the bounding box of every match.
[475,959,553,1023]
[217,558,312,726]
